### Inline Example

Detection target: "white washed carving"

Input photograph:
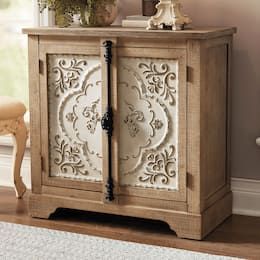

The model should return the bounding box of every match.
[119,57,179,190]
[48,55,102,182]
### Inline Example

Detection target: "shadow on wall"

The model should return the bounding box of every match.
[231,48,260,179]
[181,0,260,180]
[113,0,142,25]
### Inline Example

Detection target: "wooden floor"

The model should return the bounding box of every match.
[0,187,259,260]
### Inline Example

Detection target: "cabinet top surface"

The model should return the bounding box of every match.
[23,26,236,39]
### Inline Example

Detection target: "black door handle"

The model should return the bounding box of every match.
[102,40,114,202]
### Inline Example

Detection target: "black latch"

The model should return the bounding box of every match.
[102,40,114,202]
[101,107,113,138]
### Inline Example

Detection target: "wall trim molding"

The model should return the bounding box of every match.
[0,148,260,217]
[231,177,260,217]
[0,146,31,189]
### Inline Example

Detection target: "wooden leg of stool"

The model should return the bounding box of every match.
[12,118,27,198]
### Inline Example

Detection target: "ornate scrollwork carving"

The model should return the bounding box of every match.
[52,58,87,97]
[139,145,176,185]
[124,102,145,137]
[82,99,101,134]
[139,62,176,105]
[66,112,75,122]
[53,135,88,176]
[48,56,103,181]
[118,57,178,190]
[56,64,103,175]
[152,119,164,130]
[65,105,78,128]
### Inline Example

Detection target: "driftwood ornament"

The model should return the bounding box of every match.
[147,0,191,31]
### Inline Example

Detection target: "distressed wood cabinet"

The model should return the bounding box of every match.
[24,27,236,240]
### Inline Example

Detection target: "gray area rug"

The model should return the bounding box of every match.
[0,221,241,260]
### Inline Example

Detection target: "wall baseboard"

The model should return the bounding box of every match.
[0,147,31,189]
[0,148,260,217]
[231,177,260,217]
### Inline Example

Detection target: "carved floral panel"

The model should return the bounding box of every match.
[48,55,102,182]
[119,57,179,190]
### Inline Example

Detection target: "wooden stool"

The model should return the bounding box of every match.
[0,96,28,198]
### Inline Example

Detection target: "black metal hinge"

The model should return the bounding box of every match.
[186,172,191,188]
[186,65,192,83]
[41,155,45,172]
[103,40,112,65]
[39,59,44,74]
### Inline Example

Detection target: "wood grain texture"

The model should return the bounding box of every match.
[25,28,236,240]
[200,36,233,211]
[11,117,28,198]
[201,44,228,202]
[117,38,186,49]
[0,187,259,260]
[28,191,232,240]
[186,39,202,214]
[23,26,237,40]
[28,35,41,194]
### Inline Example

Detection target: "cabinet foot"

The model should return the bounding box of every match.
[167,215,203,240]
[167,192,232,240]
[29,194,57,219]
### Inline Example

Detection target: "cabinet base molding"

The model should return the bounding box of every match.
[29,192,232,240]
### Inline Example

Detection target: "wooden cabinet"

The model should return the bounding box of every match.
[24,27,236,240]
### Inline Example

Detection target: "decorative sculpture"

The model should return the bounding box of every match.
[147,0,191,31]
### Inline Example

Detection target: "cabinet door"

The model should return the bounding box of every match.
[39,39,104,192]
[118,47,187,202]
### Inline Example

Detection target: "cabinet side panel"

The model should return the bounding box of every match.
[187,40,202,213]
[201,43,229,204]
[28,35,42,194]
